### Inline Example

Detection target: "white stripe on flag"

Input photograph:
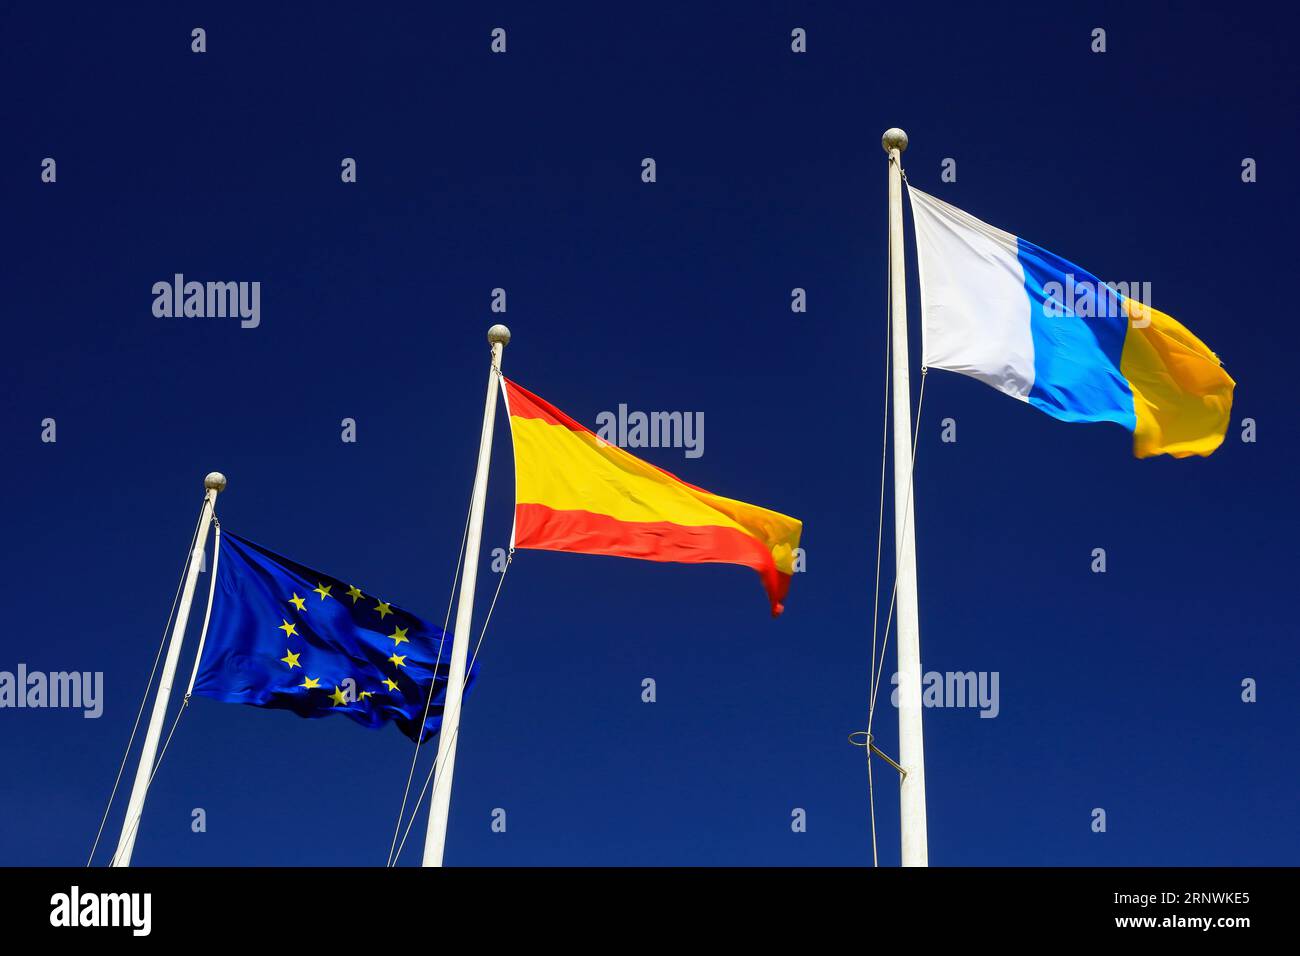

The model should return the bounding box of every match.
[908,186,1036,402]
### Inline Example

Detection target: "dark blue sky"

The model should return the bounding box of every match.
[3,2,1296,866]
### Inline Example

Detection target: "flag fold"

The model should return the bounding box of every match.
[192,531,468,743]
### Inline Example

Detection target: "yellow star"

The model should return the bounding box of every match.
[388,653,408,669]
[280,650,301,669]
[329,686,349,707]
[313,582,333,601]
[299,676,321,689]
[358,691,373,701]
[374,600,393,620]
[278,619,298,638]
[346,585,363,604]
[382,678,399,692]
[389,626,409,647]
[288,593,307,612]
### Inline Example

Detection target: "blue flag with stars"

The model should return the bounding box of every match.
[193,531,472,743]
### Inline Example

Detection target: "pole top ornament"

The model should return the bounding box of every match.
[882,128,909,153]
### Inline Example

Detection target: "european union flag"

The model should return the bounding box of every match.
[193,531,470,743]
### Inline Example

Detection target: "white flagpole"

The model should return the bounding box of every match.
[422,324,510,867]
[883,128,929,866]
[111,471,226,867]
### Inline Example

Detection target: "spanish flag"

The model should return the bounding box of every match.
[501,378,802,616]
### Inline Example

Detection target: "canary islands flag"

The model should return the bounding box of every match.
[192,531,468,743]
[501,378,802,616]
[908,187,1235,458]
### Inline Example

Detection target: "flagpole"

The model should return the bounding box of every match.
[422,324,510,867]
[111,471,225,867]
[883,127,929,866]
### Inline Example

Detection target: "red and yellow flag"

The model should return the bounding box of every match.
[502,378,802,616]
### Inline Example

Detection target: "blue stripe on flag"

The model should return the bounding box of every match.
[1017,237,1136,430]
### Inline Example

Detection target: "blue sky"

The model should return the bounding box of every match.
[2,1,1296,866]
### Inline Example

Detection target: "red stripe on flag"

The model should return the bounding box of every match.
[503,378,589,432]
[515,502,791,616]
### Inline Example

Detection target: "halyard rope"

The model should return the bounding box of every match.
[108,690,192,866]
[107,516,225,866]
[863,188,895,867]
[87,494,206,867]
[386,488,473,866]
[868,368,927,729]
[388,549,513,865]
[183,521,222,697]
